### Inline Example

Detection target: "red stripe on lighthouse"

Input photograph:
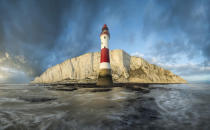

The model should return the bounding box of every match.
[100,48,110,63]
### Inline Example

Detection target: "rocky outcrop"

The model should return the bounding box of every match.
[32,50,186,84]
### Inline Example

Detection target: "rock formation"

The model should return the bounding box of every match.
[32,50,187,84]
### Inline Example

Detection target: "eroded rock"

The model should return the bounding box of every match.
[32,50,186,84]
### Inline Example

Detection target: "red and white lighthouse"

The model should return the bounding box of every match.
[97,24,113,86]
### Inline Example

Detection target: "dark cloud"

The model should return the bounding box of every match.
[1,0,209,83]
[0,0,133,82]
[0,0,72,77]
[143,0,210,65]
[0,0,103,79]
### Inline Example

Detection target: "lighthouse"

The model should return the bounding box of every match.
[96,24,113,86]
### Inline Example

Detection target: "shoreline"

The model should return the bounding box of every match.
[30,82,187,87]
[29,82,187,93]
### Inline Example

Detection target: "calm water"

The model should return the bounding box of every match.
[0,84,210,130]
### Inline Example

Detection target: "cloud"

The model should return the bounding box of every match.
[0,0,107,82]
[162,63,210,82]
[142,0,210,65]
[131,52,144,57]
[0,0,209,83]
[0,66,30,83]
[0,0,138,83]
[133,53,210,82]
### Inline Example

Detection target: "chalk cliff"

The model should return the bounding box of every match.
[32,50,186,84]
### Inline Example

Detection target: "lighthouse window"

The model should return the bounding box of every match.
[104,36,106,39]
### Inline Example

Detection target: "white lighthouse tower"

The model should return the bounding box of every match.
[97,24,113,86]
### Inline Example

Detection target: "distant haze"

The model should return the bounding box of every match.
[0,0,209,83]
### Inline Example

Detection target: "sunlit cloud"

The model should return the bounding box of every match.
[0,66,30,83]
[131,52,144,58]
[132,52,210,82]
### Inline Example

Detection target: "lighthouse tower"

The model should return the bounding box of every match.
[97,24,113,86]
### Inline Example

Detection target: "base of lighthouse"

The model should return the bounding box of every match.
[96,69,113,86]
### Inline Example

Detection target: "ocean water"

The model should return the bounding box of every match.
[0,84,210,130]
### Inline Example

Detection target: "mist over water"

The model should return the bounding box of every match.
[0,84,210,130]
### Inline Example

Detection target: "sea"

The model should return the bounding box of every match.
[0,83,210,130]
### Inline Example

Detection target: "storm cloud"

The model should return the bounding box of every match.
[1,0,95,73]
[0,0,133,83]
[0,0,107,82]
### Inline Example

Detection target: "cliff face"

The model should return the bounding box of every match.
[32,50,186,84]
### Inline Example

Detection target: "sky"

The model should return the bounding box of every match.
[0,0,209,83]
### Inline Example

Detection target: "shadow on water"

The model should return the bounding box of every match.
[117,96,162,130]
[18,96,57,103]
